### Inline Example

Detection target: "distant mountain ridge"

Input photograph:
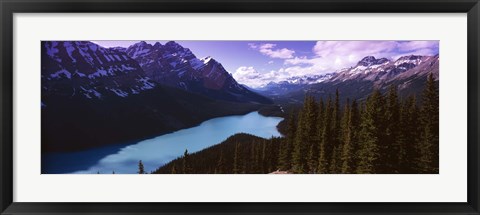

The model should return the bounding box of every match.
[329,55,438,84]
[255,73,335,96]
[263,54,439,103]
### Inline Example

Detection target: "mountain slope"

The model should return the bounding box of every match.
[42,85,264,152]
[41,41,270,152]
[125,41,271,104]
[42,41,155,100]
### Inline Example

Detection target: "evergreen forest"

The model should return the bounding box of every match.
[153,74,439,174]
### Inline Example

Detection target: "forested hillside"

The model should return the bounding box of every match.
[153,133,282,174]
[153,74,439,174]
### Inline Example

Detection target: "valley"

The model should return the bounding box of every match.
[41,41,275,154]
[41,40,439,174]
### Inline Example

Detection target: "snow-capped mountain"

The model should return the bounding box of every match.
[329,55,438,84]
[41,41,270,153]
[41,41,270,104]
[267,54,439,103]
[255,73,335,96]
[285,73,335,85]
[41,41,155,100]
[255,54,438,100]
[125,41,271,103]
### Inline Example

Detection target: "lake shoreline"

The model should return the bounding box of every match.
[43,111,284,174]
[42,103,283,154]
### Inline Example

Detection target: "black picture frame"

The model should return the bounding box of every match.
[1,0,479,214]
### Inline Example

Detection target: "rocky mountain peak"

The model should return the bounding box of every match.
[126,41,154,59]
[41,41,155,100]
[110,46,127,53]
[121,41,270,104]
[165,41,183,50]
[357,56,389,67]
[397,55,422,61]
[153,42,163,49]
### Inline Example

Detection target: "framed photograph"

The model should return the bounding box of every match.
[1,0,479,214]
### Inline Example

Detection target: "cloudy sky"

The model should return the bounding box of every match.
[93,40,439,88]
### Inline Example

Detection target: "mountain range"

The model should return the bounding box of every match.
[261,55,439,104]
[42,41,270,104]
[41,41,271,152]
[41,41,439,152]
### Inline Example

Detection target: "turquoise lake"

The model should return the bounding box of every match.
[42,111,283,174]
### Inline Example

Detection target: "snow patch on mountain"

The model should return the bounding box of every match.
[45,42,61,62]
[50,69,72,79]
[88,69,110,79]
[110,88,129,97]
[394,55,424,66]
[63,42,77,63]
[327,55,437,85]
[137,77,155,90]
[74,71,86,77]
[201,56,212,64]
[80,86,102,99]
[42,41,156,100]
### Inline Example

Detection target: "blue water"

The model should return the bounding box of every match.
[42,111,283,174]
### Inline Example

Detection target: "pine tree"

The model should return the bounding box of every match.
[316,99,325,144]
[171,165,177,174]
[292,103,307,173]
[307,142,318,173]
[330,89,343,173]
[305,95,318,173]
[318,96,333,173]
[398,95,420,173]
[292,95,318,173]
[277,138,286,171]
[384,85,401,173]
[182,149,191,174]
[138,160,145,174]
[233,142,240,174]
[247,141,258,173]
[331,146,344,173]
[215,150,226,174]
[350,100,360,167]
[261,140,267,173]
[341,99,359,173]
[242,143,248,173]
[356,90,384,173]
[418,73,439,173]
[265,139,276,173]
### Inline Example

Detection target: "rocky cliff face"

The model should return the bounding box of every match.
[41,41,155,100]
[125,41,271,103]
